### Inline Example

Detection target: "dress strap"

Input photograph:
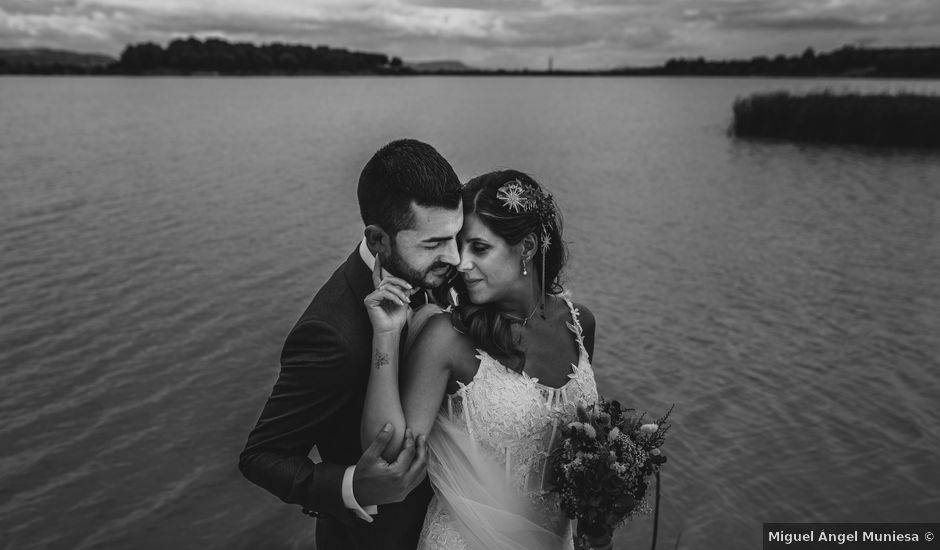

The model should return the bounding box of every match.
[560,292,587,355]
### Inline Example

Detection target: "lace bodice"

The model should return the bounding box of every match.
[419,295,599,549]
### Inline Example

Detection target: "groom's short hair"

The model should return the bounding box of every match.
[358,139,462,235]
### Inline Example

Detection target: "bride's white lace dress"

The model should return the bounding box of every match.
[418,296,599,550]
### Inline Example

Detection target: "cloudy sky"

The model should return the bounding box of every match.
[1,0,938,69]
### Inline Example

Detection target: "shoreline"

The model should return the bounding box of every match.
[3,72,940,80]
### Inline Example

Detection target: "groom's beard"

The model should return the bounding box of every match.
[383,250,455,290]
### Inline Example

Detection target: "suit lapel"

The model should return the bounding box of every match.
[344,248,375,306]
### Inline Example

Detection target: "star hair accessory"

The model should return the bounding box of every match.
[496,180,530,213]
[496,179,555,220]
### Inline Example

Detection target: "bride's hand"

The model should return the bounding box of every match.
[576,521,613,550]
[364,255,414,335]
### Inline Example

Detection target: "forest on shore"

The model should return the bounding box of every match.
[647,46,940,78]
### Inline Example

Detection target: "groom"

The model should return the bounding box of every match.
[239,139,464,549]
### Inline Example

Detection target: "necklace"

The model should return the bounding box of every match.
[504,303,540,326]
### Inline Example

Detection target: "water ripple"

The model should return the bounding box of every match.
[1,76,938,550]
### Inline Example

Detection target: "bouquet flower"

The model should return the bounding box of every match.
[550,398,673,549]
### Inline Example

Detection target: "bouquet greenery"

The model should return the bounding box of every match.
[550,398,673,550]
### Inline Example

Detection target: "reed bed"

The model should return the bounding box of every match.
[731,90,940,147]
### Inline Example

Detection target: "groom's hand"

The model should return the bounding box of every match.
[353,424,428,507]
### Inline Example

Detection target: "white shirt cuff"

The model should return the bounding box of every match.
[342,465,378,522]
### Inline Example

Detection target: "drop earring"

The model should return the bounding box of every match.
[522,256,528,276]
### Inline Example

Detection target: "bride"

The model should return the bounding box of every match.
[361,170,601,549]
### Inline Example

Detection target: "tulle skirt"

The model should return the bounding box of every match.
[416,414,573,550]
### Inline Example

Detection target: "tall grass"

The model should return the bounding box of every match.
[731,90,940,147]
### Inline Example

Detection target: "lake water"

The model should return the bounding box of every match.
[1,76,939,550]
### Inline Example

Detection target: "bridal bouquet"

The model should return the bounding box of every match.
[550,398,673,549]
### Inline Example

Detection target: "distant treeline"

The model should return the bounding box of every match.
[2,41,940,77]
[0,48,115,74]
[0,38,405,75]
[731,91,940,148]
[117,38,403,75]
[648,46,940,78]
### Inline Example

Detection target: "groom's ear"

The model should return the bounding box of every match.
[364,225,392,258]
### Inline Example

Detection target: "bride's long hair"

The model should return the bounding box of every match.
[450,170,567,372]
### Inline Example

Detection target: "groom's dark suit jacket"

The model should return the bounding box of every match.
[239,248,433,550]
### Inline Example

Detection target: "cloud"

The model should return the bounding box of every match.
[728,15,880,31]
[662,0,940,61]
[0,2,137,53]
[400,0,544,10]
[0,0,76,16]
[678,0,940,32]
[1,0,939,68]
[1,0,396,55]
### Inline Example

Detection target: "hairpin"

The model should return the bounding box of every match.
[496,180,531,213]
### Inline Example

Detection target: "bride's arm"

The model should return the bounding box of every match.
[360,311,456,463]
[360,280,455,462]
[360,276,412,462]
[400,313,461,439]
[360,329,408,463]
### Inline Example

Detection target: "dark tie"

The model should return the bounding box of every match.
[410,290,430,310]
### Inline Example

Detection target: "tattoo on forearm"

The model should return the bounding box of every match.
[374,352,389,370]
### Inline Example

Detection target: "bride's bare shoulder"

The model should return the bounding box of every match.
[408,309,474,358]
[410,311,480,382]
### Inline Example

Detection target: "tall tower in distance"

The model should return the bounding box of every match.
[548,56,553,72]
